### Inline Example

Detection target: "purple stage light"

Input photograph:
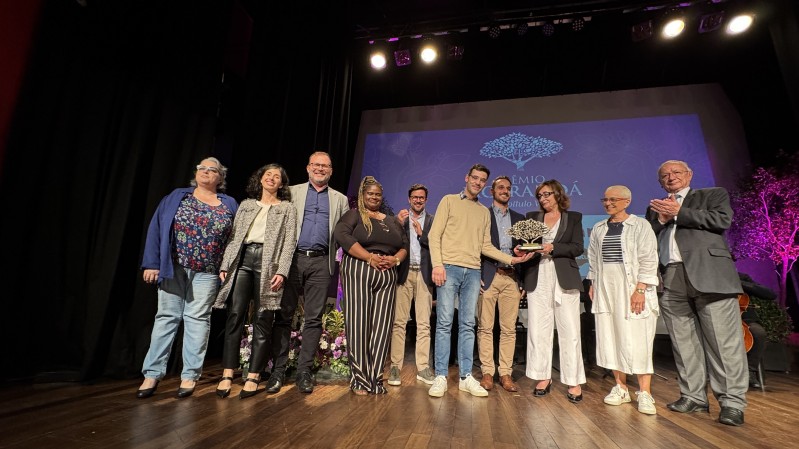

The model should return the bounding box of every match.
[698,11,725,33]
[542,23,555,37]
[394,49,412,67]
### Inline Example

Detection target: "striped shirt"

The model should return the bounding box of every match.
[601,221,624,263]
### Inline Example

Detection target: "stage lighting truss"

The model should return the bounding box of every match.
[726,13,754,34]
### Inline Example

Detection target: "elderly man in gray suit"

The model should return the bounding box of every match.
[267,151,350,394]
[647,160,746,426]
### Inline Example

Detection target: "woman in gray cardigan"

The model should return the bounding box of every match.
[213,163,297,399]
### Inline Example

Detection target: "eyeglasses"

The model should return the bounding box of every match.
[309,162,332,170]
[659,170,689,181]
[468,174,487,183]
[600,197,630,204]
[410,195,427,201]
[196,165,220,174]
[536,191,555,199]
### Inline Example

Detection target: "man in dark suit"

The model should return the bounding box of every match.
[477,176,525,392]
[388,184,436,387]
[647,160,747,426]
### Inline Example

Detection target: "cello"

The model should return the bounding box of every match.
[739,293,754,352]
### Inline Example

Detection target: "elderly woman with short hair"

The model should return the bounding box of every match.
[587,185,659,415]
[138,157,238,398]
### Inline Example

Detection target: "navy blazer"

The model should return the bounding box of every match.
[397,212,435,286]
[481,206,525,288]
[646,187,742,296]
[520,210,585,292]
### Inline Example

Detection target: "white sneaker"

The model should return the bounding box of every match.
[428,375,448,397]
[636,391,657,415]
[604,384,631,406]
[458,374,489,397]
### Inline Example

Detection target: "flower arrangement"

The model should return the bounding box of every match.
[286,306,350,377]
[239,323,253,373]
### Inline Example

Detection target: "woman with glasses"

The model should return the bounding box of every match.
[587,185,659,414]
[138,157,238,399]
[517,179,586,402]
[334,176,408,395]
[212,163,297,399]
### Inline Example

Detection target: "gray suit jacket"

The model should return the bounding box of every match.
[646,187,742,296]
[290,182,351,275]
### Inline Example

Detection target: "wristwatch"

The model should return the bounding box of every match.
[395,257,401,266]
[635,288,646,294]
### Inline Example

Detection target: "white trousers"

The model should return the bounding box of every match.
[525,260,586,386]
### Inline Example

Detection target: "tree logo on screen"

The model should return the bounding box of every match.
[479,133,563,170]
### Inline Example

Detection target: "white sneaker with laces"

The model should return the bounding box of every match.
[636,391,657,415]
[428,375,448,397]
[604,384,631,406]
[458,374,489,397]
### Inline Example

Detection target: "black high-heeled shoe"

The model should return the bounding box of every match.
[533,380,552,397]
[566,388,583,403]
[136,380,159,399]
[176,380,196,398]
[216,376,234,398]
[239,378,261,399]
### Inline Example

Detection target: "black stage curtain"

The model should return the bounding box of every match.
[0,0,356,383]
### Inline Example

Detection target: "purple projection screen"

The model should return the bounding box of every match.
[349,84,752,281]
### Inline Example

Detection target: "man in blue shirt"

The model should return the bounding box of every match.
[267,151,350,394]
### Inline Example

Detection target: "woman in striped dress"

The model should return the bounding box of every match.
[334,176,408,395]
[587,185,660,415]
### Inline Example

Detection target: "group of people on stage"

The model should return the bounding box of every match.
[136,153,748,427]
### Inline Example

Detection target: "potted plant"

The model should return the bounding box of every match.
[751,295,794,373]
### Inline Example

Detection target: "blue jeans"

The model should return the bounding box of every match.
[142,266,219,381]
[434,265,481,378]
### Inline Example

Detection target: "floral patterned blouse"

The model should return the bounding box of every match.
[172,195,234,273]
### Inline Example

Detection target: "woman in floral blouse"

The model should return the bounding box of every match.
[137,157,238,399]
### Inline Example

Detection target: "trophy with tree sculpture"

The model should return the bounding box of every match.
[506,219,550,251]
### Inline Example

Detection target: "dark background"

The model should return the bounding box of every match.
[1,0,796,382]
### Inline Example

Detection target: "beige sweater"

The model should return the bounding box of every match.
[428,194,512,270]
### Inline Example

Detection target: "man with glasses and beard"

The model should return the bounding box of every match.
[268,151,350,394]
[388,184,436,387]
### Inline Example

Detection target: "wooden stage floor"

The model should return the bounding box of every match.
[1,348,798,448]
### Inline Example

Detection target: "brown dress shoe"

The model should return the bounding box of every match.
[480,374,494,391]
[499,375,519,392]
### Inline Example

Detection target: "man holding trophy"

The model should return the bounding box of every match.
[477,176,535,393]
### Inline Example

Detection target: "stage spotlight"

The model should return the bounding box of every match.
[572,17,585,32]
[517,22,529,36]
[447,44,465,61]
[488,24,501,39]
[394,49,412,67]
[726,13,753,34]
[370,52,387,70]
[698,11,725,33]
[420,44,438,64]
[632,20,654,42]
[542,22,555,37]
[662,18,686,38]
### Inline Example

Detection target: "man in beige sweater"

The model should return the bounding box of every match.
[427,164,534,398]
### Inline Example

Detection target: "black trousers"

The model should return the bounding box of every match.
[272,252,330,375]
[222,244,275,373]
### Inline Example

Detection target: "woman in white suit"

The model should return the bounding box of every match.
[587,185,659,415]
